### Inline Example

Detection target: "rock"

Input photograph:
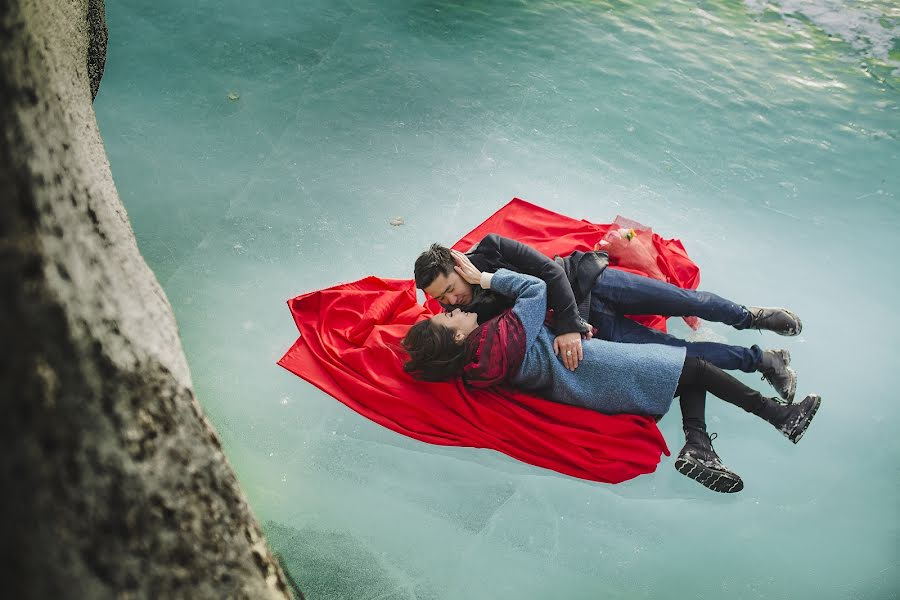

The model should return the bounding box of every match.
[0,0,297,597]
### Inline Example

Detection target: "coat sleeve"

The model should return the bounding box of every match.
[478,234,589,336]
[489,269,548,351]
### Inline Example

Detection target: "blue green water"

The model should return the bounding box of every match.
[95,1,899,598]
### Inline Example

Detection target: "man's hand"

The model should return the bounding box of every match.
[451,249,482,284]
[553,332,584,371]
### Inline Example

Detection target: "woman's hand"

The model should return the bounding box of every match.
[553,332,584,371]
[451,249,483,285]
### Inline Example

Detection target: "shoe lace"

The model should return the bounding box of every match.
[759,373,781,387]
[751,308,798,334]
[754,388,789,406]
[751,308,786,332]
[750,308,765,330]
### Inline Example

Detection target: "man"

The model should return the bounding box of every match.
[413,234,801,402]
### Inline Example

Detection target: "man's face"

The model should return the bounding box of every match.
[423,271,474,306]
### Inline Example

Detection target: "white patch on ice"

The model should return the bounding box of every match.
[745,0,899,62]
[779,74,848,89]
[684,325,730,344]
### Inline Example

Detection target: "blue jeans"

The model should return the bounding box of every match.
[590,268,761,372]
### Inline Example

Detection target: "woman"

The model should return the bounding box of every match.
[402,254,821,493]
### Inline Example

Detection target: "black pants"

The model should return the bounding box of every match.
[675,357,768,432]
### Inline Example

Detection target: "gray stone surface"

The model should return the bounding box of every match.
[87,0,107,100]
[0,1,298,597]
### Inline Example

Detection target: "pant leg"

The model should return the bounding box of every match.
[593,268,751,327]
[676,374,707,432]
[676,357,768,413]
[592,310,762,372]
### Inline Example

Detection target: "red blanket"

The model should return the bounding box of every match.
[278,198,700,483]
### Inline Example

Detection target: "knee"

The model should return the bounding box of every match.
[681,357,711,382]
[684,356,708,371]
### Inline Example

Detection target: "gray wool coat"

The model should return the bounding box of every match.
[492,269,686,416]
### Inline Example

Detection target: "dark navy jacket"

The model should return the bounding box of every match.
[445,234,608,336]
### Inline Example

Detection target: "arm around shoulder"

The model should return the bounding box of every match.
[489,269,547,346]
[487,235,587,336]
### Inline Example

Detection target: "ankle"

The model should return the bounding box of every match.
[682,420,707,436]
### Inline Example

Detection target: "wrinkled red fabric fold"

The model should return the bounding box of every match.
[278,198,702,483]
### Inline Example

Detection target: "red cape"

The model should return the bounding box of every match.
[278,198,700,483]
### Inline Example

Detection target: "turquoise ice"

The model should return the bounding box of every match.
[95,0,898,598]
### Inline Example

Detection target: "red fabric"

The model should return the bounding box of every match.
[278,198,701,483]
[595,216,699,330]
[449,198,700,332]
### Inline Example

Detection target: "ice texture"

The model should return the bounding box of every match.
[95,0,899,598]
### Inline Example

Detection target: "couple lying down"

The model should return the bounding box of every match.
[401,237,821,493]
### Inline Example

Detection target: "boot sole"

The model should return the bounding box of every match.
[786,394,821,444]
[762,350,796,403]
[780,349,792,366]
[783,366,797,403]
[675,456,744,493]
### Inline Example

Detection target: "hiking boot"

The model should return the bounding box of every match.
[745,306,802,336]
[753,394,822,444]
[674,429,744,493]
[758,349,797,403]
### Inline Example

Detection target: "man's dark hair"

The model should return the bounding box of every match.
[414,243,455,290]
[401,319,469,382]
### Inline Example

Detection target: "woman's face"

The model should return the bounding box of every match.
[432,308,479,342]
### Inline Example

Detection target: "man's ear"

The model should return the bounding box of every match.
[454,331,466,344]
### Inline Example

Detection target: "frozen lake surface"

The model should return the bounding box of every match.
[95,0,899,598]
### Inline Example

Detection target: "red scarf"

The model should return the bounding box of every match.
[462,310,526,388]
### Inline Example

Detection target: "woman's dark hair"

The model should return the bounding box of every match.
[401,318,470,382]
[413,243,455,290]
